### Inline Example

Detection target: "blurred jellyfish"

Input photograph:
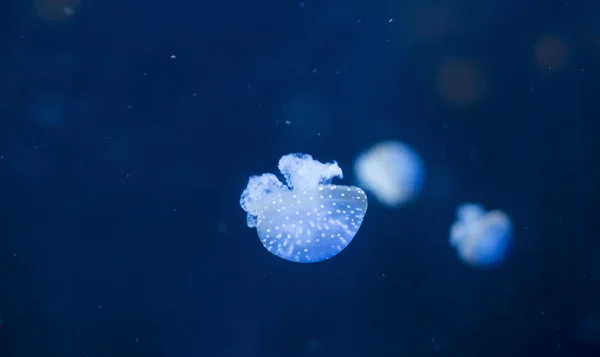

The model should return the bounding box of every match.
[354,141,424,207]
[449,203,513,268]
[240,153,368,263]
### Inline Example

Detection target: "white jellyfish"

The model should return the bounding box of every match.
[354,141,424,207]
[240,153,368,263]
[449,203,513,268]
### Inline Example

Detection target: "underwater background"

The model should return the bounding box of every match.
[1,0,599,356]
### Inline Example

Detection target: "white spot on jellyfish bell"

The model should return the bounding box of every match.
[240,153,368,263]
[449,203,513,268]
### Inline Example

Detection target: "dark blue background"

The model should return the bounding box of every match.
[1,0,599,356]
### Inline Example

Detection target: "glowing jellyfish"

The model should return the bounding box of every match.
[240,153,368,263]
[449,203,513,268]
[354,141,424,207]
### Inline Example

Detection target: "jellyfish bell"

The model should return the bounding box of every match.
[449,203,513,268]
[354,140,424,208]
[240,153,368,263]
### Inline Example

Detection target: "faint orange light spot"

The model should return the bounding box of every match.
[436,58,484,106]
[534,35,569,70]
[411,5,462,45]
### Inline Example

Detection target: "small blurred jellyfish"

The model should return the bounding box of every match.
[240,153,368,263]
[354,141,424,207]
[449,203,513,268]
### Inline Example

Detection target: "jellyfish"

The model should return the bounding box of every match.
[449,203,513,268]
[354,141,424,208]
[240,153,368,263]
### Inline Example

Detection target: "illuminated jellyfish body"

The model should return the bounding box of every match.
[354,141,424,208]
[240,153,368,263]
[449,203,513,268]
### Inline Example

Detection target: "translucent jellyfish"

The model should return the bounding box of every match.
[354,141,424,208]
[240,153,368,263]
[449,203,513,268]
